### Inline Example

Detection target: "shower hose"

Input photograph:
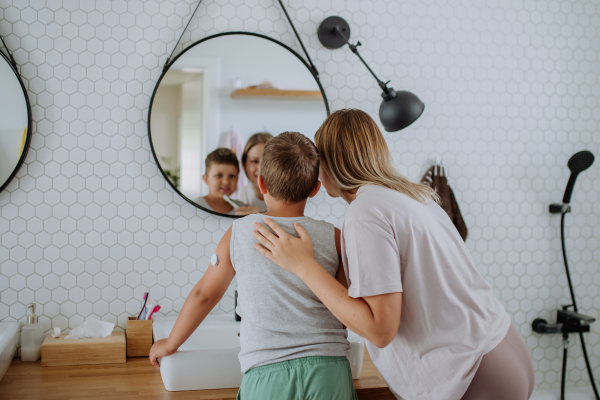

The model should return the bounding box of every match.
[559,211,600,400]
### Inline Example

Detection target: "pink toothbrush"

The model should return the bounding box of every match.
[147,305,161,320]
[136,292,148,320]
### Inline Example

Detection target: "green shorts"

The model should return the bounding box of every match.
[236,356,357,400]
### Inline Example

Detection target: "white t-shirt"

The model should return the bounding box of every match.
[341,185,510,400]
[235,183,267,212]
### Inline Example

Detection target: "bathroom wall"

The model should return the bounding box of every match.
[207,34,327,146]
[0,0,599,390]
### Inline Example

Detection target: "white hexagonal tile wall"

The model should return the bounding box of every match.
[0,0,599,391]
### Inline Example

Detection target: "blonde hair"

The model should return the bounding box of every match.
[241,132,273,179]
[315,109,439,204]
[261,132,319,203]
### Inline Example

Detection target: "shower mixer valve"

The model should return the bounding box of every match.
[532,305,596,336]
[549,203,571,214]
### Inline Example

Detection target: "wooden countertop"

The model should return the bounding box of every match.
[0,347,394,400]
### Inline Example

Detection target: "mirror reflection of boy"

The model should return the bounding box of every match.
[195,148,245,215]
[150,132,356,400]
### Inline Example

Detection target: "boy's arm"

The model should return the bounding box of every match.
[149,226,235,368]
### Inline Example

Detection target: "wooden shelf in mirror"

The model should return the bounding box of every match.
[231,88,323,100]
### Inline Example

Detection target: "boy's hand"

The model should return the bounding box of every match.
[149,338,176,369]
[252,218,317,277]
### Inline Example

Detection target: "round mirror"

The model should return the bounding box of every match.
[0,51,31,193]
[149,32,329,217]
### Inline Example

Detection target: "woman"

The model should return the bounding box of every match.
[234,132,273,215]
[251,109,534,400]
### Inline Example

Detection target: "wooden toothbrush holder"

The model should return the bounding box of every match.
[126,316,153,357]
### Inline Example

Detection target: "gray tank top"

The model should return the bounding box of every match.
[230,214,350,373]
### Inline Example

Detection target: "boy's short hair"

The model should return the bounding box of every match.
[260,132,319,203]
[205,148,240,174]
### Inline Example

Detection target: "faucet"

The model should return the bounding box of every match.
[532,305,595,336]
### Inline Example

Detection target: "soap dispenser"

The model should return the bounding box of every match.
[21,303,45,362]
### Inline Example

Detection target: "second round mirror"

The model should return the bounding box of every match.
[0,50,31,193]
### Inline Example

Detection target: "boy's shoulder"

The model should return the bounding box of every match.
[301,216,335,230]
[233,214,334,233]
[233,213,264,225]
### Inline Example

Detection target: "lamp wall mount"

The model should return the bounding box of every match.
[317,16,351,50]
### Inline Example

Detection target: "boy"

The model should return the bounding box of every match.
[150,132,356,400]
[196,148,245,215]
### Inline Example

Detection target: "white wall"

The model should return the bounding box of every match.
[0,0,599,391]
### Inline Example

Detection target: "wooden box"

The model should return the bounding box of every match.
[126,317,153,357]
[41,331,126,367]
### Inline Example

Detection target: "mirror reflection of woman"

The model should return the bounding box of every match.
[234,132,273,215]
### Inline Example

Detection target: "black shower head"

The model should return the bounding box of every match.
[567,150,594,174]
[562,150,594,204]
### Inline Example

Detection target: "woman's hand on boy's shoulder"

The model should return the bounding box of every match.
[149,338,176,369]
[252,218,317,277]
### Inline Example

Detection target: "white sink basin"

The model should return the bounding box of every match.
[0,321,20,383]
[153,314,365,392]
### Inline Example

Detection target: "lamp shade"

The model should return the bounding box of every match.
[379,90,425,132]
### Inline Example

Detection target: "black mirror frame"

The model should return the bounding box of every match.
[0,50,32,194]
[147,31,330,218]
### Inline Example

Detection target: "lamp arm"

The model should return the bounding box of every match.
[333,26,393,95]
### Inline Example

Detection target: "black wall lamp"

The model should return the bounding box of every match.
[317,16,425,132]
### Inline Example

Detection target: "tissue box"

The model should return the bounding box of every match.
[41,331,126,367]
[126,317,153,357]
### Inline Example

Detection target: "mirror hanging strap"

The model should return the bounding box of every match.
[163,0,320,78]
[0,34,17,69]
[277,0,319,78]
[164,0,204,71]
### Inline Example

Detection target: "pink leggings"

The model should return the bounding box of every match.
[462,323,535,400]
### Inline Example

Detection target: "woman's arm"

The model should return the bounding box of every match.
[303,257,402,347]
[253,220,402,348]
[149,227,236,368]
